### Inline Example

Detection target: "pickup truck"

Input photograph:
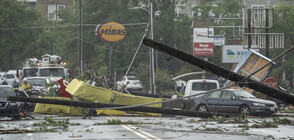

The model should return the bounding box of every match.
[182,79,220,110]
[116,76,143,91]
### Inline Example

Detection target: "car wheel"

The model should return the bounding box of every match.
[239,105,250,116]
[197,104,207,112]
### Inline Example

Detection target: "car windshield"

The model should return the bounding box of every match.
[0,87,14,98]
[127,76,136,80]
[39,68,65,77]
[23,68,38,77]
[3,74,15,79]
[192,83,217,91]
[233,90,256,99]
[27,79,48,86]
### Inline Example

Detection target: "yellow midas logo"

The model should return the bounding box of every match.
[98,22,126,42]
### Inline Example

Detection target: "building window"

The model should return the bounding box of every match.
[174,5,185,21]
[266,1,271,5]
[48,4,65,20]
[48,5,56,20]
[57,5,65,20]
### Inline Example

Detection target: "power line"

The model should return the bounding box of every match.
[0,23,148,30]
[5,2,151,55]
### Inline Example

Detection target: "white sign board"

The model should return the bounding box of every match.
[193,28,214,43]
[222,45,259,63]
[214,37,225,46]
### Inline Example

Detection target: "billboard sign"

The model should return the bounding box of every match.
[97,22,126,43]
[222,45,259,63]
[193,28,214,56]
[224,49,276,98]
[193,42,214,56]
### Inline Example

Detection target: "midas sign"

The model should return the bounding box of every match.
[97,22,126,42]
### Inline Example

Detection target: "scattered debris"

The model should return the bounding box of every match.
[0,128,36,134]
[94,118,141,125]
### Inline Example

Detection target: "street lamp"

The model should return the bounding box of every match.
[129,3,156,95]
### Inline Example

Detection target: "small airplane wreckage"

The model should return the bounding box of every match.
[8,37,294,118]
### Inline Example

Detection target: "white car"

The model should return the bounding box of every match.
[116,76,143,91]
[0,73,19,86]
[20,77,53,94]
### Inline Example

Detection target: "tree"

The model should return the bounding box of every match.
[270,3,294,92]
[0,0,45,70]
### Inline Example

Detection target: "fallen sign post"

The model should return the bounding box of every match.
[142,37,294,105]
[7,96,216,118]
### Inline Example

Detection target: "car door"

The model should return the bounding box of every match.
[218,91,239,113]
[204,90,221,112]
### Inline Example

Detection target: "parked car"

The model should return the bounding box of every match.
[182,79,220,110]
[7,70,22,78]
[116,76,143,91]
[193,89,278,116]
[0,85,20,119]
[0,73,18,86]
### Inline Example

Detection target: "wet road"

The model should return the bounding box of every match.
[1,113,294,140]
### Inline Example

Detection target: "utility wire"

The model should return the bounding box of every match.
[14,2,152,55]
[123,24,149,77]
[0,23,148,30]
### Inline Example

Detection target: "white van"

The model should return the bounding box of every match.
[182,79,220,110]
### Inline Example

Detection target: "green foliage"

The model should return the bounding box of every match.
[33,116,70,131]
[94,119,141,125]
[187,119,198,123]
[270,3,294,92]
[273,117,292,125]
[208,115,249,124]
[251,120,278,128]
[155,68,174,91]
[0,0,46,70]
[44,82,58,97]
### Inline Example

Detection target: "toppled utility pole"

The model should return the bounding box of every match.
[8,96,213,118]
[142,37,294,105]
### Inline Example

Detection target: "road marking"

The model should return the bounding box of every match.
[128,125,162,140]
[121,125,152,140]
[106,117,161,140]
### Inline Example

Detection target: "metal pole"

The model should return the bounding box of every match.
[142,37,294,105]
[110,43,113,89]
[150,2,156,95]
[266,9,269,57]
[78,0,82,75]
[248,9,251,50]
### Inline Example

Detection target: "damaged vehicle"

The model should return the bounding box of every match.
[193,89,278,116]
[0,85,20,119]
[116,76,143,92]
